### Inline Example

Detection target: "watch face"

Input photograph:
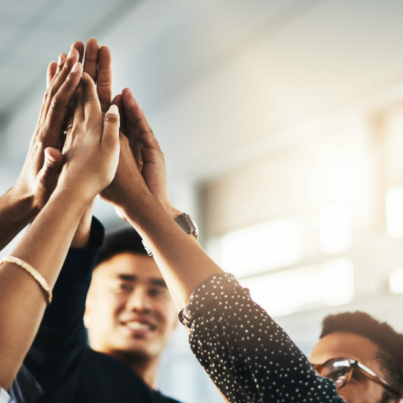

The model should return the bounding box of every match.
[188,216,199,238]
[176,214,199,239]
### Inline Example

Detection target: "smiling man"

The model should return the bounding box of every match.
[19,224,181,403]
[310,312,403,403]
[84,228,178,389]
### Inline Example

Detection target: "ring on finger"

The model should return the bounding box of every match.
[63,125,73,135]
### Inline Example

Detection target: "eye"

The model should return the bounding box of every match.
[149,288,166,297]
[121,283,133,292]
[112,282,133,293]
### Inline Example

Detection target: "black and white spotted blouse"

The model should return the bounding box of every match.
[179,273,345,403]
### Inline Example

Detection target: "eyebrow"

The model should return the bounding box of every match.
[117,274,167,288]
[118,274,136,282]
[149,279,167,288]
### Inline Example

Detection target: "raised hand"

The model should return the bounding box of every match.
[101,89,180,219]
[47,38,114,248]
[0,68,117,393]
[58,73,120,201]
[81,38,113,113]
[11,48,82,214]
[48,38,113,114]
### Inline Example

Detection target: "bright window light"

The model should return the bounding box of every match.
[389,268,403,294]
[240,258,354,318]
[220,218,301,278]
[319,203,352,254]
[386,186,403,238]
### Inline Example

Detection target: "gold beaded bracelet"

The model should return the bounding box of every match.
[0,256,52,305]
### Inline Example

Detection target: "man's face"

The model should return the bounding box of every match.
[310,332,395,403]
[84,252,178,361]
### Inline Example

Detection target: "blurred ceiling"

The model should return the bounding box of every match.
[1,0,403,222]
[0,0,141,113]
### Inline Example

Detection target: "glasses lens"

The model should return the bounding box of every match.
[320,359,352,388]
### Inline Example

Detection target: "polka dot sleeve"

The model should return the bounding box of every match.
[179,273,345,403]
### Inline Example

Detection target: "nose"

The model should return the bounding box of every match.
[126,286,152,314]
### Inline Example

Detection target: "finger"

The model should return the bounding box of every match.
[41,48,80,124]
[121,88,140,143]
[56,53,67,75]
[121,88,142,151]
[111,94,126,134]
[97,46,112,113]
[111,94,122,113]
[45,53,66,115]
[122,88,161,151]
[71,41,85,63]
[102,105,120,144]
[84,38,99,83]
[47,62,57,88]
[43,147,64,171]
[42,62,83,146]
[73,84,85,123]
[133,142,144,172]
[35,147,64,202]
[47,53,66,89]
[82,72,102,124]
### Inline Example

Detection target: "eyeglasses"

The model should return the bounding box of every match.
[312,357,400,397]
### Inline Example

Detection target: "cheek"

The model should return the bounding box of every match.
[338,382,384,403]
[156,301,178,331]
[88,292,127,327]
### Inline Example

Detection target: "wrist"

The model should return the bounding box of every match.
[164,204,182,219]
[51,185,94,213]
[121,190,164,224]
[71,200,95,249]
[4,186,38,223]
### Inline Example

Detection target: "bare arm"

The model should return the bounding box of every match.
[119,190,222,308]
[46,39,114,250]
[0,49,82,251]
[101,89,212,308]
[101,90,345,403]
[0,73,120,391]
[0,186,92,390]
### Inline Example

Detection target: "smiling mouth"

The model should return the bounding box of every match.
[121,320,157,332]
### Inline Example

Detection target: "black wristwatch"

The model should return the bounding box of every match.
[142,213,199,257]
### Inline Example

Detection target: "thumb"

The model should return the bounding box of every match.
[37,147,63,186]
[103,105,120,143]
[43,147,64,172]
[34,147,64,207]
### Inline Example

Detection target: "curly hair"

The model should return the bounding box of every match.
[321,311,403,401]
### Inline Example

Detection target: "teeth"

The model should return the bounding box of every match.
[126,321,150,331]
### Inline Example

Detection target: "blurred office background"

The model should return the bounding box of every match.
[2,0,403,401]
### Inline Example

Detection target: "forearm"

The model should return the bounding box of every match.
[0,188,36,251]
[0,188,91,389]
[70,200,95,248]
[26,217,104,394]
[122,192,223,308]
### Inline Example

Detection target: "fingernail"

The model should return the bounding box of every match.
[58,54,64,65]
[108,105,119,115]
[71,62,80,72]
[67,49,73,59]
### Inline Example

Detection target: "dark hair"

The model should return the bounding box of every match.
[96,227,149,267]
[321,311,403,398]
